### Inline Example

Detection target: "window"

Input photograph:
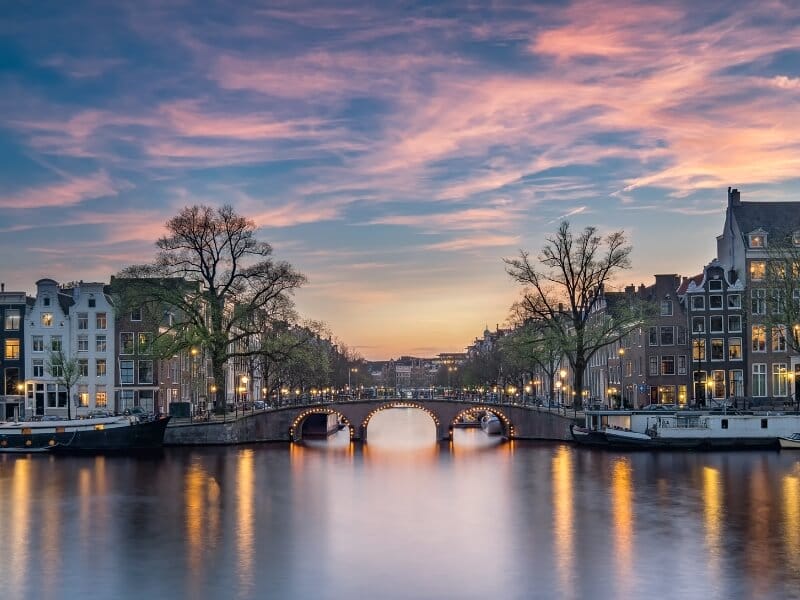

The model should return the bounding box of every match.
[138,332,153,354]
[708,279,723,292]
[728,315,741,333]
[96,312,107,329]
[712,370,726,399]
[771,289,785,314]
[751,289,766,315]
[729,370,743,397]
[660,300,673,316]
[752,364,767,397]
[4,339,20,360]
[661,356,675,375]
[120,332,134,354]
[4,309,20,330]
[772,364,789,396]
[793,231,800,246]
[96,387,107,408]
[678,355,687,375]
[51,336,62,352]
[709,295,723,310]
[119,390,135,410]
[46,383,67,408]
[678,385,688,405]
[77,312,88,330]
[772,325,787,352]
[77,335,89,352]
[749,233,765,248]
[32,335,44,352]
[709,316,724,333]
[41,312,53,327]
[692,317,705,333]
[721,419,729,429]
[33,359,44,377]
[728,338,742,360]
[78,385,89,407]
[130,308,142,321]
[752,325,766,352]
[77,359,89,377]
[761,419,768,429]
[750,261,766,280]
[711,338,724,361]
[691,295,705,310]
[649,327,658,346]
[96,359,107,378]
[120,361,134,384]
[649,356,659,376]
[677,327,687,345]
[660,326,674,346]
[727,294,741,309]
[95,335,106,353]
[138,390,154,412]
[625,360,633,377]
[693,339,706,361]
[50,362,63,378]
[43,296,50,306]
[138,360,154,384]
[88,297,96,308]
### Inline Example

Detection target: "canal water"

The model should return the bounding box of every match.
[1,408,799,600]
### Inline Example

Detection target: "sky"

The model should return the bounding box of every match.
[1,1,800,360]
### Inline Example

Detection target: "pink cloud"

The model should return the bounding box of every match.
[423,234,520,252]
[0,172,121,209]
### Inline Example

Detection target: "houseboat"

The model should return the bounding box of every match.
[572,408,800,450]
[0,414,170,453]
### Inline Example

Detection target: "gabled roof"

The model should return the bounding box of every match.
[676,274,703,295]
[57,292,74,315]
[732,202,800,238]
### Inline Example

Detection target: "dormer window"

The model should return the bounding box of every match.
[749,230,767,248]
[793,231,800,246]
[43,296,50,306]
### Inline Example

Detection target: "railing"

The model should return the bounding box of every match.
[169,393,567,424]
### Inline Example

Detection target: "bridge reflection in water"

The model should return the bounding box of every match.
[2,412,800,599]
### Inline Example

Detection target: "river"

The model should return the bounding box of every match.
[0,408,799,600]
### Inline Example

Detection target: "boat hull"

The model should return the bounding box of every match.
[0,417,170,454]
[779,435,800,449]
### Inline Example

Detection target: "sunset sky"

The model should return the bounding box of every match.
[2,1,800,359]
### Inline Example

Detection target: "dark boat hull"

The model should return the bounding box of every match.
[0,417,170,454]
[570,424,781,451]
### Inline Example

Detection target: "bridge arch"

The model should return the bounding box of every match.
[289,407,354,442]
[450,405,515,439]
[361,401,443,441]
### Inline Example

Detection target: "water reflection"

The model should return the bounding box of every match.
[611,457,633,598]
[552,445,574,600]
[1,415,800,599]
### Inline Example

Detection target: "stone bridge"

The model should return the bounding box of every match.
[165,398,576,445]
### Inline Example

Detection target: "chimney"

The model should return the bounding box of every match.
[728,187,741,207]
[1,283,4,292]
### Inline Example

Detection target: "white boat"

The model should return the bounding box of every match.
[480,414,502,435]
[575,408,800,450]
[779,433,800,449]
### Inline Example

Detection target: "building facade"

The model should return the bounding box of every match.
[0,286,31,419]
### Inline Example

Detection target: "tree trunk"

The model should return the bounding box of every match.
[574,361,585,409]
[213,358,226,416]
[548,372,555,406]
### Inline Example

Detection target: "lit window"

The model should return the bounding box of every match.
[693,339,706,361]
[749,234,765,248]
[4,309,20,331]
[78,385,89,407]
[793,231,800,246]
[4,339,20,360]
[96,387,107,408]
[728,338,742,360]
[41,312,53,327]
[750,261,766,280]
[752,325,766,352]
[96,359,107,377]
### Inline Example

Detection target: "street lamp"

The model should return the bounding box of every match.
[618,348,625,408]
[348,368,358,399]
[209,384,217,420]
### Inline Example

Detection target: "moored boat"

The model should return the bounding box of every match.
[0,415,170,454]
[481,413,502,435]
[572,408,800,450]
[779,433,800,449]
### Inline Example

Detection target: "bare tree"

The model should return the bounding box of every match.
[117,205,306,414]
[763,230,800,354]
[505,221,646,408]
[48,350,82,420]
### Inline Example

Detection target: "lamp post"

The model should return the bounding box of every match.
[618,348,625,408]
[348,368,358,399]
[209,384,217,421]
[559,368,567,414]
